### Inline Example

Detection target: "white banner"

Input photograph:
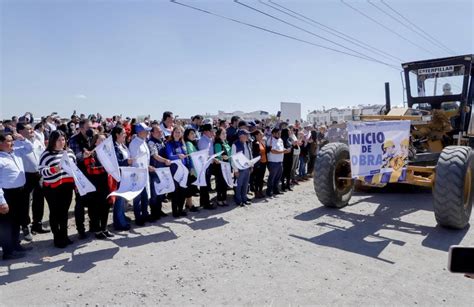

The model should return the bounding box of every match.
[220,161,234,188]
[154,167,175,195]
[95,135,121,182]
[60,151,96,196]
[232,152,261,170]
[347,120,410,181]
[108,167,147,201]
[171,160,189,188]
[192,151,223,187]
[189,149,208,181]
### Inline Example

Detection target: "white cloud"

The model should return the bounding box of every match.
[75,94,87,100]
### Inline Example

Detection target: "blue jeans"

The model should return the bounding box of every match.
[234,168,250,204]
[133,189,149,222]
[113,197,129,229]
[267,162,283,195]
[299,156,307,177]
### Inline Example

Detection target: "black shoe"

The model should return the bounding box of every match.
[54,241,68,248]
[172,212,180,218]
[102,231,115,238]
[287,187,293,191]
[189,206,200,212]
[273,190,282,195]
[15,245,33,252]
[239,203,245,207]
[159,211,168,217]
[95,232,107,240]
[65,237,74,245]
[22,227,33,242]
[135,219,146,226]
[179,211,188,217]
[114,225,131,231]
[78,231,88,240]
[244,201,252,205]
[147,215,160,223]
[203,204,216,210]
[31,224,51,234]
[3,251,26,260]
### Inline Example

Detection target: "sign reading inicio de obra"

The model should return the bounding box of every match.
[347,120,410,184]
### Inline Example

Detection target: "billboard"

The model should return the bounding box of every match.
[280,102,301,123]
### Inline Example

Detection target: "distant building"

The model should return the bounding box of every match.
[212,110,271,121]
[307,104,384,125]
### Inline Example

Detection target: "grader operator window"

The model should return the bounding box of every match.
[409,65,465,98]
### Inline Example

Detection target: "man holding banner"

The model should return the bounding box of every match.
[197,124,217,210]
[231,129,253,207]
[147,125,171,221]
[129,123,152,226]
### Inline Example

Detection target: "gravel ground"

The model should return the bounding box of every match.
[1,180,473,305]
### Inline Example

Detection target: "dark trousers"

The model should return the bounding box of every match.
[25,172,45,226]
[0,213,16,255]
[88,175,110,232]
[199,168,212,206]
[133,189,149,222]
[43,183,74,244]
[171,183,186,215]
[215,166,228,201]
[307,155,316,175]
[282,154,293,188]
[149,172,163,218]
[2,187,27,252]
[267,162,283,195]
[74,192,91,233]
[253,162,267,192]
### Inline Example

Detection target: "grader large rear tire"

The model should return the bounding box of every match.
[314,143,354,208]
[433,146,474,229]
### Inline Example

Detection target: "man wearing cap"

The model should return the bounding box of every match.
[231,129,253,206]
[266,128,290,197]
[197,124,216,209]
[129,123,153,225]
[147,124,171,221]
[16,123,49,237]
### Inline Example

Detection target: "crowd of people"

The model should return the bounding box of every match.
[0,111,329,260]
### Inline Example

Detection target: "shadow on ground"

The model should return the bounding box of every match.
[292,185,470,264]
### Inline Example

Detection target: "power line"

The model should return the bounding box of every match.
[234,0,400,69]
[368,0,451,55]
[262,0,403,64]
[170,0,401,70]
[379,0,456,55]
[340,0,437,57]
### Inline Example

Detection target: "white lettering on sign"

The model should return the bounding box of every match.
[418,66,454,75]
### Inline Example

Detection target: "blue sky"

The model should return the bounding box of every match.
[1,0,472,120]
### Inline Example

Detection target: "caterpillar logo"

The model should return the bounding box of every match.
[418,65,454,75]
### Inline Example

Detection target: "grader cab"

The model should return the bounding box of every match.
[314,54,474,229]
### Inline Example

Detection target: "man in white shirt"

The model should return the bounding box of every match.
[266,128,290,197]
[129,123,153,226]
[16,123,49,236]
[0,134,33,260]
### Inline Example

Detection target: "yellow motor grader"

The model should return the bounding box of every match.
[314,54,474,229]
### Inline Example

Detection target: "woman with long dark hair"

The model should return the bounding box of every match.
[166,126,190,217]
[84,133,114,239]
[214,128,232,206]
[183,128,199,211]
[251,129,267,198]
[280,128,293,192]
[38,130,76,248]
[111,126,133,231]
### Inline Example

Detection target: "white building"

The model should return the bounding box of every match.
[307,104,384,125]
[213,110,270,121]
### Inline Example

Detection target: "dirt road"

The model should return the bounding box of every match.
[1,181,473,305]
